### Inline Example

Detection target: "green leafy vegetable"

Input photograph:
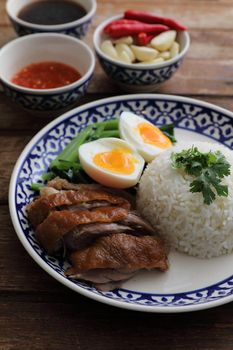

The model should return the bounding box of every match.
[171,146,231,205]
[159,123,177,143]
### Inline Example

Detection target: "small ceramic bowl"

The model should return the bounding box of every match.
[6,0,96,38]
[0,33,95,111]
[93,15,190,92]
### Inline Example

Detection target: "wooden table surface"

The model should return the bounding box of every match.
[1,0,233,349]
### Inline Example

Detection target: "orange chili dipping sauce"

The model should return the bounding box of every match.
[11,62,81,89]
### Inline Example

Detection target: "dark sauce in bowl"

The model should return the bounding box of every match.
[18,0,87,25]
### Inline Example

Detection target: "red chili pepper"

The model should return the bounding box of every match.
[104,22,169,39]
[136,32,155,46]
[124,10,187,31]
[104,19,141,34]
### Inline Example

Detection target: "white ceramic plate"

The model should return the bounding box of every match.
[9,94,233,313]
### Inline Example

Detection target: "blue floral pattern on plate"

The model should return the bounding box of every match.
[10,95,233,312]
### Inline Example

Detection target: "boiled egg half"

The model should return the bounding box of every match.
[79,138,145,188]
[119,111,173,162]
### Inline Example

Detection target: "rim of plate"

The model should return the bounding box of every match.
[9,93,233,313]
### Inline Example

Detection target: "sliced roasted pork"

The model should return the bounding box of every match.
[40,186,59,197]
[68,268,137,287]
[27,185,131,227]
[47,177,101,191]
[64,211,155,251]
[120,211,155,234]
[36,206,129,253]
[27,177,168,289]
[66,233,168,284]
[47,177,136,208]
[64,222,133,251]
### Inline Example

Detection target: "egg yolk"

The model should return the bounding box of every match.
[137,122,172,149]
[93,148,136,175]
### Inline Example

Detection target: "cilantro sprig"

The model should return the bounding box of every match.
[171,146,231,205]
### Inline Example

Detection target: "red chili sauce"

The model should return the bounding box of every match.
[11,62,81,89]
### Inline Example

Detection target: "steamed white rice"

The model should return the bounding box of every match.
[137,141,233,258]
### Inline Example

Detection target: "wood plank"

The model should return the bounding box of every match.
[0,26,15,45]
[0,135,31,204]
[0,295,233,350]
[188,30,233,59]
[0,205,71,292]
[88,59,233,95]
[0,94,108,132]
[94,1,233,30]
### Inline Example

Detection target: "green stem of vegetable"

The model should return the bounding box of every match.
[50,125,93,169]
[94,130,121,139]
[53,159,83,170]
[94,123,106,139]
[94,119,119,130]
[41,172,54,181]
[31,183,44,191]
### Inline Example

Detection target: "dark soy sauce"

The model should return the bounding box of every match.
[18,0,87,25]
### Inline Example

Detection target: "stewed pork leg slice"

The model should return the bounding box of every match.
[36,207,129,254]
[68,268,137,284]
[27,187,130,227]
[67,233,168,283]
[64,222,133,251]
[48,177,136,208]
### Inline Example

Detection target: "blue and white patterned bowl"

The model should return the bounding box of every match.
[9,94,233,313]
[6,0,97,39]
[0,33,95,111]
[93,15,190,92]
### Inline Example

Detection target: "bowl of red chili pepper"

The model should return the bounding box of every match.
[0,33,95,111]
[93,10,190,92]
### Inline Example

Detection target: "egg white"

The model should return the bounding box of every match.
[79,137,145,188]
[119,111,172,162]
